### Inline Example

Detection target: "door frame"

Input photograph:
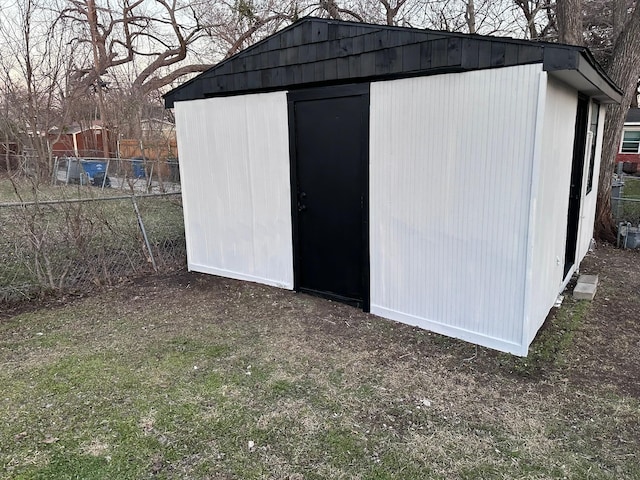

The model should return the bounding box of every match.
[563,93,590,279]
[287,83,371,311]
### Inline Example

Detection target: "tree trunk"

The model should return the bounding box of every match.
[3,95,10,174]
[320,0,342,20]
[612,0,626,40]
[556,0,583,44]
[86,0,110,159]
[595,4,640,241]
[465,0,476,34]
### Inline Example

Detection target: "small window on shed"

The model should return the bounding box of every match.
[620,130,640,153]
[586,102,600,194]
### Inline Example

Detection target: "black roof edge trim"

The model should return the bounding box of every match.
[543,46,622,103]
[167,64,549,107]
[575,53,622,103]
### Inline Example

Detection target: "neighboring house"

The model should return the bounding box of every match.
[49,121,113,157]
[617,108,640,170]
[164,17,621,356]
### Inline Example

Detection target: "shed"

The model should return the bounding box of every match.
[164,18,621,356]
[49,121,112,158]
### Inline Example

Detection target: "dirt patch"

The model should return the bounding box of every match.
[7,244,638,390]
[130,244,640,400]
[564,243,640,398]
[4,244,639,400]
[0,269,191,321]
[0,291,88,321]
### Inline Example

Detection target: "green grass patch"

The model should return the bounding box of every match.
[500,297,591,376]
[622,177,640,199]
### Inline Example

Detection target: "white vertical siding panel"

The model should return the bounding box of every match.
[174,92,293,288]
[526,77,577,343]
[370,64,542,354]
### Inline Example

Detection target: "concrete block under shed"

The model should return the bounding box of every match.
[578,274,598,286]
[573,274,598,300]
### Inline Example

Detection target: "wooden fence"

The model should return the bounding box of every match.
[118,139,178,179]
[118,139,178,161]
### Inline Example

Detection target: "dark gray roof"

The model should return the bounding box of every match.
[164,17,622,108]
[626,108,640,123]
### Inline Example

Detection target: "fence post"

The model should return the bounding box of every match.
[101,158,110,189]
[131,195,158,272]
[51,157,59,185]
[65,157,71,185]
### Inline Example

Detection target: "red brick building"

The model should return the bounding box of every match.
[617,108,640,171]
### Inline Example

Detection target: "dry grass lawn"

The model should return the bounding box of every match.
[0,244,639,479]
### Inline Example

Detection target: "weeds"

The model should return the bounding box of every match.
[0,178,184,303]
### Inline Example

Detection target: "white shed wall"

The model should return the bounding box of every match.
[369,64,542,355]
[525,76,577,345]
[174,92,294,288]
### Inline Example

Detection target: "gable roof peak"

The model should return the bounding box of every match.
[165,16,621,107]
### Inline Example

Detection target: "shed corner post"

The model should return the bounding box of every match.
[172,100,192,273]
[521,70,549,350]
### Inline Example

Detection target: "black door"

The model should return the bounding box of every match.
[564,95,590,278]
[288,85,370,309]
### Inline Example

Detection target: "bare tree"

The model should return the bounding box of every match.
[512,0,554,39]
[465,0,477,32]
[196,0,300,59]
[552,0,640,240]
[49,0,220,143]
[0,0,74,179]
[556,0,640,240]
[421,0,530,35]
[594,2,640,240]
[59,0,215,97]
[556,0,583,44]
[581,0,637,64]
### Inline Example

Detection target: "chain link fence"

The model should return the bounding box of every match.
[612,174,640,224]
[612,174,640,248]
[51,156,180,194]
[0,190,185,304]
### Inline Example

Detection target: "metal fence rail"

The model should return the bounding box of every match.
[0,192,185,303]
